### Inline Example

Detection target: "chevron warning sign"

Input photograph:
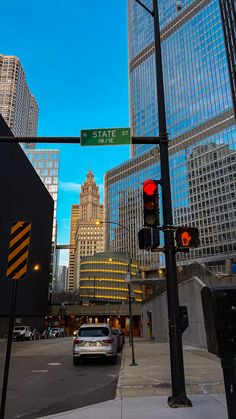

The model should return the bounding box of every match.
[6,221,32,279]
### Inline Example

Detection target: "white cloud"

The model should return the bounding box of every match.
[59,181,82,193]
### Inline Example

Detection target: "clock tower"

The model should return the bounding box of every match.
[68,170,104,291]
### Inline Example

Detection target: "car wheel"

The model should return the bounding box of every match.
[73,358,80,366]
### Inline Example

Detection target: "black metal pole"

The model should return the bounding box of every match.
[221,357,236,419]
[128,282,137,366]
[127,228,137,366]
[152,0,191,407]
[0,279,18,419]
[94,274,95,304]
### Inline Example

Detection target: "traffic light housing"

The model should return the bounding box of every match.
[142,179,159,228]
[175,227,199,248]
[201,286,236,357]
[138,227,160,250]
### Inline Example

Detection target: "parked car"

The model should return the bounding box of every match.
[73,323,118,366]
[32,329,41,340]
[51,327,65,338]
[12,326,33,341]
[40,329,53,339]
[112,328,124,352]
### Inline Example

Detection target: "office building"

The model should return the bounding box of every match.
[0,54,60,290]
[68,170,104,291]
[0,54,38,141]
[219,0,236,118]
[55,265,68,292]
[25,149,60,286]
[105,0,236,269]
[79,252,142,304]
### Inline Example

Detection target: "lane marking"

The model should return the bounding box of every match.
[48,363,61,366]
[31,370,48,373]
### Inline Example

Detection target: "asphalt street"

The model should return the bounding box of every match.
[0,337,121,419]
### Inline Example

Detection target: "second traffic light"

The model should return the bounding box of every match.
[142,179,159,228]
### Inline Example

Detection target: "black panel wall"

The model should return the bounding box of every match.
[0,115,54,317]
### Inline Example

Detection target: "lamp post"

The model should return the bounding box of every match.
[93,274,96,304]
[133,0,191,407]
[96,220,137,366]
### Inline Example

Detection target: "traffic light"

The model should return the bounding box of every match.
[142,179,159,227]
[175,227,199,248]
[138,227,160,250]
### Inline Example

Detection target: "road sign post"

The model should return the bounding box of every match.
[0,221,31,419]
[81,128,130,146]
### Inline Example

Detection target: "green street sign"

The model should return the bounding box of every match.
[81,128,131,146]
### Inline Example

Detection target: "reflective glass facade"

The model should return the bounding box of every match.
[219,0,236,118]
[25,149,60,281]
[105,0,236,268]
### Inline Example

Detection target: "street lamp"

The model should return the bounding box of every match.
[96,220,137,366]
[133,0,191,407]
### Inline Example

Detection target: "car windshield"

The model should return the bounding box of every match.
[14,327,25,331]
[79,327,109,337]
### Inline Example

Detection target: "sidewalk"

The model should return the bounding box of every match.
[40,339,228,419]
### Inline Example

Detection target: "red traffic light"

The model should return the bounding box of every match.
[143,179,158,196]
[142,180,159,227]
[175,227,199,248]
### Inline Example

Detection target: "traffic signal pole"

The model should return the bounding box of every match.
[135,0,192,407]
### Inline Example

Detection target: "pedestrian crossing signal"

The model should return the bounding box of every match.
[175,227,199,248]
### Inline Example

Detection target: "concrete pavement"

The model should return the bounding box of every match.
[40,339,228,418]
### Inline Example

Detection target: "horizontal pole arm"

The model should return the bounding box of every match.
[0,136,167,145]
[134,0,153,16]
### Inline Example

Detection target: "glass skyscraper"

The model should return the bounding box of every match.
[25,149,60,287]
[105,0,236,268]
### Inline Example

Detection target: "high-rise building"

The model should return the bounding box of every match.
[68,170,104,291]
[55,266,68,292]
[105,0,236,269]
[219,0,236,118]
[0,54,60,291]
[25,149,60,288]
[0,54,38,140]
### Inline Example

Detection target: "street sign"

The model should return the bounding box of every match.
[81,128,131,146]
[6,221,32,279]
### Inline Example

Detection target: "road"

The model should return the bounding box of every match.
[0,337,122,419]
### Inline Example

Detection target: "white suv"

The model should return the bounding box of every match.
[73,323,118,366]
[12,326,33,341]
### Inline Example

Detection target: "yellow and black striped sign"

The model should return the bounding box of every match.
[6,221,32,279]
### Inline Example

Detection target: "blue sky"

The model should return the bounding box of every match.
[0,1,130,265]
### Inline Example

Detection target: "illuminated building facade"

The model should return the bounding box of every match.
[79,252,143,304]
[105,0,236,269]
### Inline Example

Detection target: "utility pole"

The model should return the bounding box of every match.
[134,0,191,407]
